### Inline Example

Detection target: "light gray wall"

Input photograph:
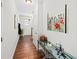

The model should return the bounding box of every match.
[38,0,77,57]
[1,0,19,59]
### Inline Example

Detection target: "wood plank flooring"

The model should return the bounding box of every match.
[13,35,41,59]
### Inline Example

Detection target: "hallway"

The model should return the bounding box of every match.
[13,35,41,59]
[1,0,77,58]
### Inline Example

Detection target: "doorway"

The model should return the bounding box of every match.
[18,14,33,35]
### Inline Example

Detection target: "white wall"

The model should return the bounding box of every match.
[1,0,19,59]
[38,0,77,57]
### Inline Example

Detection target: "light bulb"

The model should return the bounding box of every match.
[25,0,32,4]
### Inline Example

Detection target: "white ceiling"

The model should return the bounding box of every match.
[15,0,34,13]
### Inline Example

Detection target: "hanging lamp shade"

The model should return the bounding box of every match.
[25,0,32,4]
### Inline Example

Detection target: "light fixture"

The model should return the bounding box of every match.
[25,0,32,4]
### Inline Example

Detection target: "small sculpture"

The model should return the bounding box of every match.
[39,35,48,45]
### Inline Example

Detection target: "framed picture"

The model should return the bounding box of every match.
[14,14,17,29]
[46,0,67,33]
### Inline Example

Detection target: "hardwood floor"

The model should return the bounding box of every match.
[13,35,41,59]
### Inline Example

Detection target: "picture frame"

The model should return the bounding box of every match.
[14,14,17,29]
[46,0,67,33]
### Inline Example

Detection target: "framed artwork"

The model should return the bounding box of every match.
[46,0,67,33]
[14,14,17,29]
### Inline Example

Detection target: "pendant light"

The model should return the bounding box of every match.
[25,0,32,4]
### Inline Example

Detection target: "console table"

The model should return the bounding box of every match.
[37,40,76,59]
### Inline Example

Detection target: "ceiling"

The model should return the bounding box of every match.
[15,0,34,13]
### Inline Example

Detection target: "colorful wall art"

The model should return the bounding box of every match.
[47,13,65,33]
